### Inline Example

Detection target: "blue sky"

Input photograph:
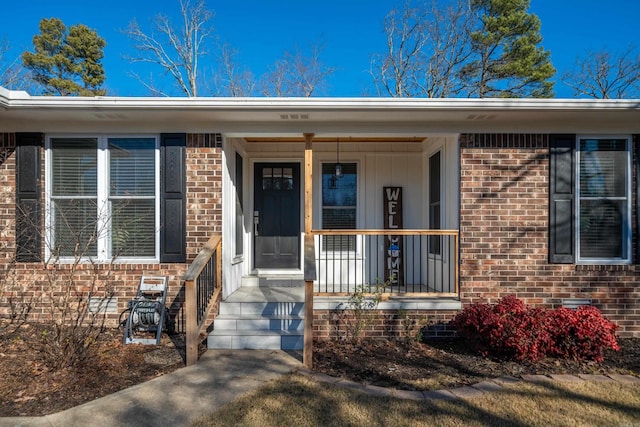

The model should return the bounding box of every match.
[2,0,638,97]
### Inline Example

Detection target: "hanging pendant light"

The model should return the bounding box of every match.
[335,137,342,177]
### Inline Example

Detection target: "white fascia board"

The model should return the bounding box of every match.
[2,90,640,112]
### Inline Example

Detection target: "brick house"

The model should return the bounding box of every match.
[1,87,639,358]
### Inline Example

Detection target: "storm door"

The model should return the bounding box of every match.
[253,163,300,268]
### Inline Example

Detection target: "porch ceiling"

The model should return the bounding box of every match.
[1,88,639,134]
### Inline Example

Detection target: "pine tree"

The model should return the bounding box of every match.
[460,0,555,98]
[22,18,106,96]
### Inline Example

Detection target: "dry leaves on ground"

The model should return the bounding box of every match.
[1,322,639,417]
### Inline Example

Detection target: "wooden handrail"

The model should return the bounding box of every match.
[184,233,222,366]
[183,234,222,281]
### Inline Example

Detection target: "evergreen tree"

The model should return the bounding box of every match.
[460,0,555,98]
[22,18,106,96]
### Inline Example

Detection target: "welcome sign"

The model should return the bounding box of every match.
[383,187,403,286]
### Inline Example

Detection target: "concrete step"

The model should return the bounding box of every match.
[207,330,303,350]
[242,275,304,288]
[219,285,305,316]
[208,285,305,351]
[224,285,305,302]
[218,301,304,317]
[213,315,304,332]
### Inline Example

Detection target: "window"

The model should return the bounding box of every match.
[322,162,357,251]
[48,136,158,261]
[429,151,441,255]
[576,137,631,263]
[235,152,244,256]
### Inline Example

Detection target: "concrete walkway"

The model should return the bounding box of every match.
[0,350,303,427]
[2,350,639,427]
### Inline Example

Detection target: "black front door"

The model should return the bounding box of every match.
[254,163,300,268]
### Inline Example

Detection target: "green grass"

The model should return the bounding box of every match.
[192,374,640,427]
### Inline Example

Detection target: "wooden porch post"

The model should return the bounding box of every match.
[185,278,197,366]
[303,133,315,369]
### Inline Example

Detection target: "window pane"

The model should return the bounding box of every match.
[323,207,356,229]
[579,139,627,198]
[262,167,273,190]
[322,163,357,252]
[429,152,441,254]
[108,138,156,258]
[429,152,441,202]
[51,138,97,196]
[322,163,357,207]
[323,235,356,252]
[53,199,98,257]
[49,136,158,261]
[235,153,243,255]
[579,199,623,258]
[111,200,156,257]
[109,138,155,196]
[577,138,629,261]
[283,167,293,190]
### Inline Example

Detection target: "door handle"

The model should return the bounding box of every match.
[253,211,259,236]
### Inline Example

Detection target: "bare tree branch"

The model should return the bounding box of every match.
[127,71,172,97]
[0,37,37,91]
[124,0,213,97]
[212,44,256,96]
[261,40,335,97]
[561,46,640,99]
[370,0,473,98]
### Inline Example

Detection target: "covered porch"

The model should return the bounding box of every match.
[186,131,461,364]
[221,133,460,300]
[189,132,459,366]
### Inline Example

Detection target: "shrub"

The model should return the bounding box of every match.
[451,295,549,361]
[451,295,619,363]
[546,306,620,362]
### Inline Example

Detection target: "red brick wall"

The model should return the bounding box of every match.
[313,309,459,341]
[459,134,640,337]
[186,134,223,256]
[0,133,223,331]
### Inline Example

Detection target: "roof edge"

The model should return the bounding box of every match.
[1,86,640,112]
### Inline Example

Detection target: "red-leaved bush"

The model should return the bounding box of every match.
[545,306,620,362]
[451,295,619,362]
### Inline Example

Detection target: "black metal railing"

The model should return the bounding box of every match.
[312,230,458,296]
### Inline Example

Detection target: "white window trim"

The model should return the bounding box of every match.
[575,134,632,265]
[45,134,160,263]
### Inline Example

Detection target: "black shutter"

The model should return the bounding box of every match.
[15,133,42,262]
[160,133,187,263]
[549,134,576,263]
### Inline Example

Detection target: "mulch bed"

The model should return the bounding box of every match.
[0,323,186,417]
[1,321,638,417]
[312,337,640,391]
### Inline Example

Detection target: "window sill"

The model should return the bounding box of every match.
[49,258,159,265]
[575,264,637,272]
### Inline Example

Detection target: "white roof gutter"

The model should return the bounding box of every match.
[2,86,640,112]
